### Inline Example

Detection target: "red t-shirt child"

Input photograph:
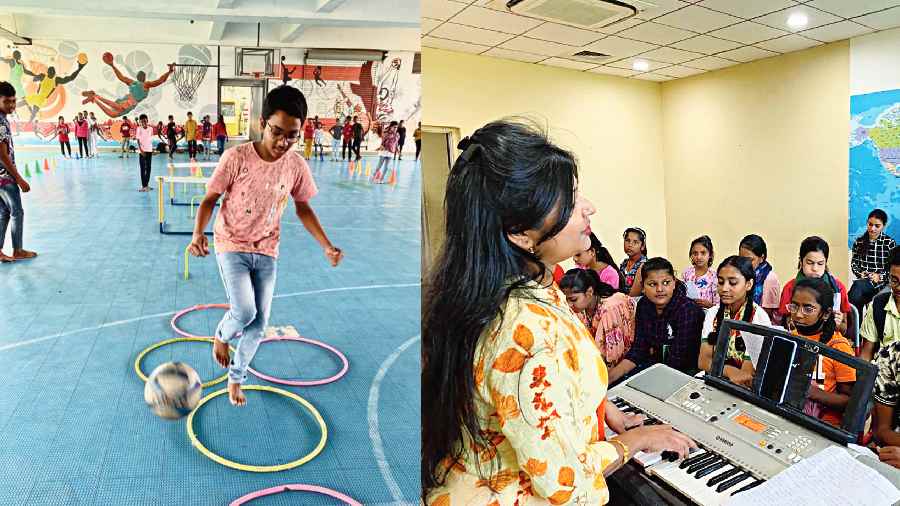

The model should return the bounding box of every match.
[57,123,70,142]
[342,123,353,141]
[304,122,314,140]
[120,120,132,138]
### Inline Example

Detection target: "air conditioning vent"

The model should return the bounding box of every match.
[501,0,656,31]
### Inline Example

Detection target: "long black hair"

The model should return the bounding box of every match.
[422,120,579,493]
[855,208,889,254]
[739,234,768,263]
[707,256,756,346]
[791,277,836,344]
[559,267,617,300]
[690,235,714,267]
[586,232,626,290]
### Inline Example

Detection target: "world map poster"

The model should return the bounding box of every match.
[849,89,900,248]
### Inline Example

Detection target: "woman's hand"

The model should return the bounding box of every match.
[617,424,696,460]
[605,402,644,435]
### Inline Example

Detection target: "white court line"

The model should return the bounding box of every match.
[368,334,420,505]
[0,283,420,353]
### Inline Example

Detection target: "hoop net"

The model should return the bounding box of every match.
[173,65,208,101]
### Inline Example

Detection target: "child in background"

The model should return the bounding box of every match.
[135,114,154,192]
[119,115,132,158]
[213,114,228,155]
[776,236,851,333]
[55,116,71,159]
[682,235,718,309]
[74,113,89,159]
[184,111,198,161]
[88,111,99,158]
[739,234,781,321]
[372,121,398,184]
[200,115,213,160]
[313,122,325,161]
[573,232,624,291]
[165,115,180,159]
[620,227,648,296]
[303,118,314,159]
[329,119,342,161]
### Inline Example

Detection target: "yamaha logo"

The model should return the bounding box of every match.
[716,435,734,447]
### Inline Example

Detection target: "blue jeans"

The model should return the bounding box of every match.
[216,136,226,154]
[215,252,277,384]
[0,183,23,250]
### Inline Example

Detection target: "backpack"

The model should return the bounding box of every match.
[873,291,892,351]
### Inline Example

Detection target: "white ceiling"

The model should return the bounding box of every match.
[422,0,900,81]
[0,0,420,50]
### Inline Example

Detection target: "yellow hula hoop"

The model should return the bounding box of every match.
[134,337,232,388]
[186,385,328,472]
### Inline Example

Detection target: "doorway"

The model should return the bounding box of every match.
[219,79,266,142]
[421,126,460,275]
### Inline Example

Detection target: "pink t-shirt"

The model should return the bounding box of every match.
[74,120,89,138]
[597,265,621,290]
[135,126,154,152]
[207,142,318,258]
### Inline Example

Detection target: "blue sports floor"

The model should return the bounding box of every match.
[0,146,421,505]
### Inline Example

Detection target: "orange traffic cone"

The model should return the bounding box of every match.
[388,170,396,185]
[43,159,50,171]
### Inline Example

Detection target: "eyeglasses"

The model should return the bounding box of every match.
[265,122,301,143]
[786,303,819,316]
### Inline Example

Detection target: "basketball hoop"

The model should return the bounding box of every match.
[252,71,262,80]
[173,64,209,101]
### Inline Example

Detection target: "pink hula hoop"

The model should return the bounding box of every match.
[229,483,362,506]
[170,303,229,338]
[247,335,349,386]
[170,304,349,386]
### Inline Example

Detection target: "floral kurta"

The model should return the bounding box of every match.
[574,292,636,367]
[426,282,620,505]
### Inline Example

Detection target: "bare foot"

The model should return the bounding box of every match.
[213,338,230,368]
[0,252,14,263]
[228,382,246,406]
[12,249,36,259]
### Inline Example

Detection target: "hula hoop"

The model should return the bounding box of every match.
[134,337,233,388]
[171,303,229,338]
[247,335,349,386]
[187,385,327,472]
[229,484,362,506]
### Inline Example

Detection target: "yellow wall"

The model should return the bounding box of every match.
[423,42,852,284]
[660,41,850,283]
[422,48,670,265]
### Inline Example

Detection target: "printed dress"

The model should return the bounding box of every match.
[426,281,620,505]
[575,292,636,367]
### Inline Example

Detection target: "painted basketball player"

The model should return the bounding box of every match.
[81,53,175,118]
[20,60,87,122]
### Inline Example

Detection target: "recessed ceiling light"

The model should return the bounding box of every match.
[633,59,650,72]
[787,12,808,29]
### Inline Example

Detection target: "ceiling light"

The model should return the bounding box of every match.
[787,12,808,30]
[632,59,650,72]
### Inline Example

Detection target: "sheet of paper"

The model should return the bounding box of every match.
[726,446,900,506]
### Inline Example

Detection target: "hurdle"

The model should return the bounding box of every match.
[157,174,215,235]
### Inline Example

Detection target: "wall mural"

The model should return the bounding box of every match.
[275,51,421,148]
[0,43,420,150]
[0,41,217,146]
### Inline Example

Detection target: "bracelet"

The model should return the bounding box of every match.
[610,438,630,463]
